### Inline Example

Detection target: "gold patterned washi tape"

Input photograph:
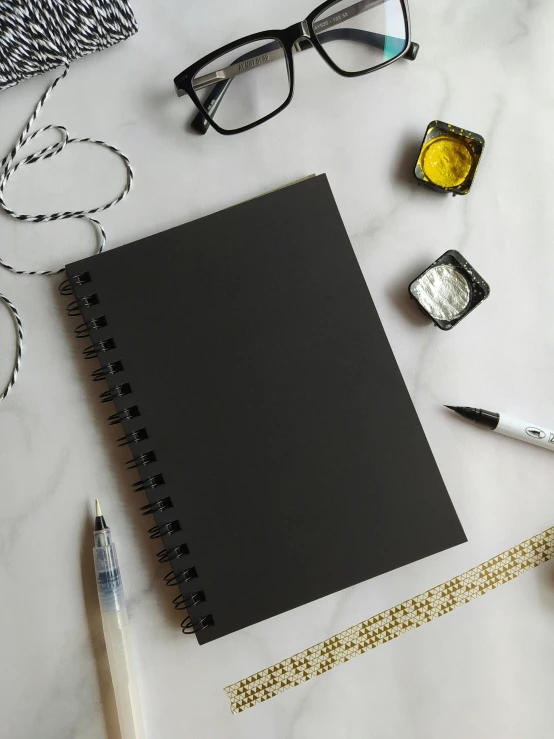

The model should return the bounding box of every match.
[225,527,554,714]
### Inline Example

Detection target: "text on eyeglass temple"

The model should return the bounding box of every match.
[238,54,270,73]
[313,12,348,32]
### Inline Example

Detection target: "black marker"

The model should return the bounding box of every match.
[446,406,554,452]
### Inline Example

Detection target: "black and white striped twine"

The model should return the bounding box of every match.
[0,63,134,277]
[0,0,137,402]
[0,293,23,402]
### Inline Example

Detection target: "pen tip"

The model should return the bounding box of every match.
[444,405,458,411]
[95,498,102,518]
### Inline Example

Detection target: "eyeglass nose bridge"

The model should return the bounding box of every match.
[284,20,312,51]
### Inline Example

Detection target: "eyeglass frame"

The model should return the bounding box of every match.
[174,0,419,136]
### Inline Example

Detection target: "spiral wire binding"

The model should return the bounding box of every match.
[83,338,117,360]
[64,271,213,635]
[132,473,165,492]
[100,383,132,403]
[181,615,214,634]
[173,590,206,611]
[67,294,100,316]
[148,521,181,540]
[108,405,140,425]
[75,315,108,338]
[140,496,171,515]
[59,279,74,296]
[156,543,189,564]
[128,451,157,470]
[164,567,198,587]
[117,428,148,446]
[59,274,91,296]
[92,361,124,382]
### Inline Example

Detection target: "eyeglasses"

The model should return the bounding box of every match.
[174,0,418,136]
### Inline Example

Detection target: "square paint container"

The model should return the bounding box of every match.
[414,121,485,195]
[409,250,490,330]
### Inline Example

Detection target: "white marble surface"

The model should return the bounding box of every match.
[1,0,554,736]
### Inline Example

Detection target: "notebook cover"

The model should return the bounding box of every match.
[66,175,466,645]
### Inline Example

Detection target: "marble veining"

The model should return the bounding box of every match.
[1,0,554,737]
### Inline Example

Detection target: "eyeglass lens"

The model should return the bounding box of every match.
[313,0,408,73]
[192,39,290,132]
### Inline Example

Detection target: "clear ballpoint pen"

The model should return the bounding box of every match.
[93,500,145,739]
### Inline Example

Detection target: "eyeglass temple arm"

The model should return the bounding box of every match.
[190,31,419,134]
[190,39,280,134]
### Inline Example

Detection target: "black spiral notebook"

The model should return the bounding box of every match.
[64,175,466,645]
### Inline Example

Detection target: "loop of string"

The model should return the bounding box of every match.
[0,63,134,276]
[0,62,134,402]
